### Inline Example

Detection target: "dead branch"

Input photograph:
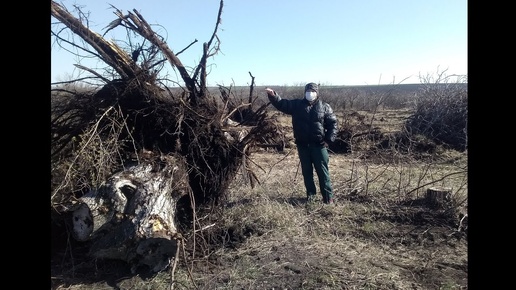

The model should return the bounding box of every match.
[193,0,224,84]
[405,170,467,196]
[51,1,137,79]
[121,9,197,93]
[73,64,111,83]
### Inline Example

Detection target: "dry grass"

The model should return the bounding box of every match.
[206,148,466,287]
[51,109,468,290]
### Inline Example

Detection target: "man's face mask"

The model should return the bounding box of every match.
[305,91,317,102]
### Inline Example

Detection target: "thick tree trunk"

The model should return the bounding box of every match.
[71,153,190,273]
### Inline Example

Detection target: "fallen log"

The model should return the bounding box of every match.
[71,153,189,274]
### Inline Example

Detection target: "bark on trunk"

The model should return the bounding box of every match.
[426,187,451,209]
[71,153,189,273]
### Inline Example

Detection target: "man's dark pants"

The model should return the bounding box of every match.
[297,143,333,203]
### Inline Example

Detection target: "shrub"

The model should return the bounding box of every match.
[404,74,467,151]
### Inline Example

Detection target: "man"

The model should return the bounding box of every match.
[266,83,338,204]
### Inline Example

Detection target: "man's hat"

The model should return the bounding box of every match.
[305,82,318,93]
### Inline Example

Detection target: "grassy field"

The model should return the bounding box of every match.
[51,107,468,290]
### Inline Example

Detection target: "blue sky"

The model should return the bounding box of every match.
[51,0,467,86]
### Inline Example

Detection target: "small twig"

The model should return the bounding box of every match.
[458,214,468,231]
[266,147,294,176]
[221,103,251,125]
[169,239,181,290]
[293,158,301,182]
[182,234,198,289]
[74,64,110,84]
[405,170,466,196]
[176,39,198,56]
[193,223,216,233]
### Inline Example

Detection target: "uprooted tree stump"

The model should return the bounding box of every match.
[70,153,188,273]
[51,0,284,276]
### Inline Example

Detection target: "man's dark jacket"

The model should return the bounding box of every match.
[268,93,338,146]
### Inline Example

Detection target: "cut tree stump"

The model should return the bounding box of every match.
[426,187,452,209]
